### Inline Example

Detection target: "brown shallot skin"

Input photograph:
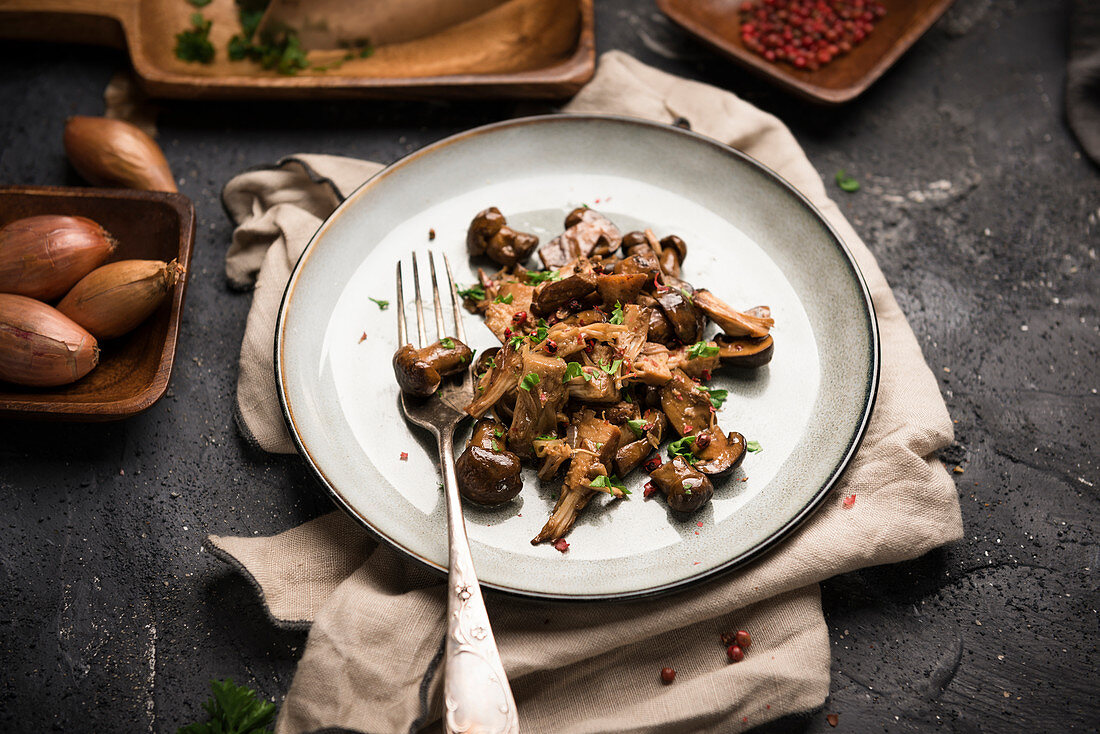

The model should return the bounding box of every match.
[0,215,116,301]
[0,293,99,387]
[57,259,180,340]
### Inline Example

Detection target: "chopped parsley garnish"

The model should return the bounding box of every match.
[688,341,719,359]
[175,13,215,64]
[626,419,647,437]
[524,270,562,285]
[228,23,311,75]
[680,288,694,305]
[491,440,500,451]
[535,433,558,441]
[493,293,514,304]
[440,337,455,349]
[508,334,525,349]
[457,284,486,301]
[519,372,540,391]
[529,320,549,344]
[369,296,389,310]
[747,440,763,453]
[599,358,623,375]
[186,0,212,6]
[609,301,625,325]
[494,428,504,438]
[563,362,592,383]
[835,169,860,193]
[668,435,697,462]
[589,474,630,495]
[704,387,728,409]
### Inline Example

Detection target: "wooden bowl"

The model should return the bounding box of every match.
[0,186,194,421]
[658,0,956,104]
[0,0,595,100]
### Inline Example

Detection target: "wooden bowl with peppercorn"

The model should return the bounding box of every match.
[658,0,957,104]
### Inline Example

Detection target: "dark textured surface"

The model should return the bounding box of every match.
[1,0,1097,731]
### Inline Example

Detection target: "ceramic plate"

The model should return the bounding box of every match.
[276,115,879,601]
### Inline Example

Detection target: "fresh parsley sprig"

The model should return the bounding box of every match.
[177,679,276,734]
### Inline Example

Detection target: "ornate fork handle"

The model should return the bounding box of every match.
[437,425,519,734]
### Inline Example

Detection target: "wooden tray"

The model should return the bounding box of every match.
[0,0,595,99]
[658,0,955,104]
[0,186,194,421]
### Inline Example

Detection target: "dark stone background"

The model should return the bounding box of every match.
[1,0,1097,731]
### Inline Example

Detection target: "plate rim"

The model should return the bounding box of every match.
[275,113,881,602]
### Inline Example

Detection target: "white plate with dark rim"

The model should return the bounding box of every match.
[276,114,879,602]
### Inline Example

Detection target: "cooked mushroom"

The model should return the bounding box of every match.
[649,456,714,512]
[669,340,721,380]
[507,351,568,457]
[392,337,473,397]
[533,270,598,315]
[614,408,666,476]
[455,418,523,505]
[716,334,775,368]
[692,289,774,338]
[538,208,623,268]
[658,235,688,277]
[693,429,746,476]
[596,272,649,309]
[467,207,538,266]
[654,288,705,344]
[659,369,713,436]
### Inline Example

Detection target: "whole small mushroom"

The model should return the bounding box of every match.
[392,337,473,397]
[467,207,539,267]
[455,418,523,505]
[649,456,714,512]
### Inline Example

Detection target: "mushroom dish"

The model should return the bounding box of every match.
[392,206,775,547]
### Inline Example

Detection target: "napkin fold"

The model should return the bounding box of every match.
[210,51,963,733]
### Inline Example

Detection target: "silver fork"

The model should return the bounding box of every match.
[395,252,519,734]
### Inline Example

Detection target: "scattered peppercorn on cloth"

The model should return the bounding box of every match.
[210,51,963,733]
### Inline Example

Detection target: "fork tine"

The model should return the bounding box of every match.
[395,261,407,345]
[411,252,427,347]
[442,253,467,343]
[428,252,446,339]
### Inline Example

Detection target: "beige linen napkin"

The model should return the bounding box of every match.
[209,51,963,733]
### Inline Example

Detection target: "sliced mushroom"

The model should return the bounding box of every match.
[659,369,713,436]
[533,270,598,315]
[693,289,774,338]
[669,340,720,380]
[657,235,688,277]
[613,251,661,280]
[596,272,649,309]
[614,408,666,476]
[507,351,568,457]
[455,418,523,506]
[392,337,473,397]
[467,207,538,266]
[716,333,775,368]
[655,288,705,344]
[693,429,746,476]
[538,209,623,268]
[649,456,713,512]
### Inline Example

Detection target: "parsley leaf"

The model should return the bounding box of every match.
[440,337,455,349]
[534,433,558,441]
[519,372,540,391]
[562,362,592,383]
[524,270,563,285]
[186,0,212,6]
[175,13,215,64]
[687,341,719,359]
[599,358,623,375]
[493,293,514,305]
[491,440,500,452]
[508,334,525,349]
[626,418,647,437]
[747,440,763,453]
[667,435,697,462]
[835,169,860,193]
[457,284,486,301]
[680,288,693,305]
[368,296,389,310]
[588,474,630,495]
[177,679,276,734]
[704,387,728,409]
[609,301,625,325]
[529,320,549,344]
